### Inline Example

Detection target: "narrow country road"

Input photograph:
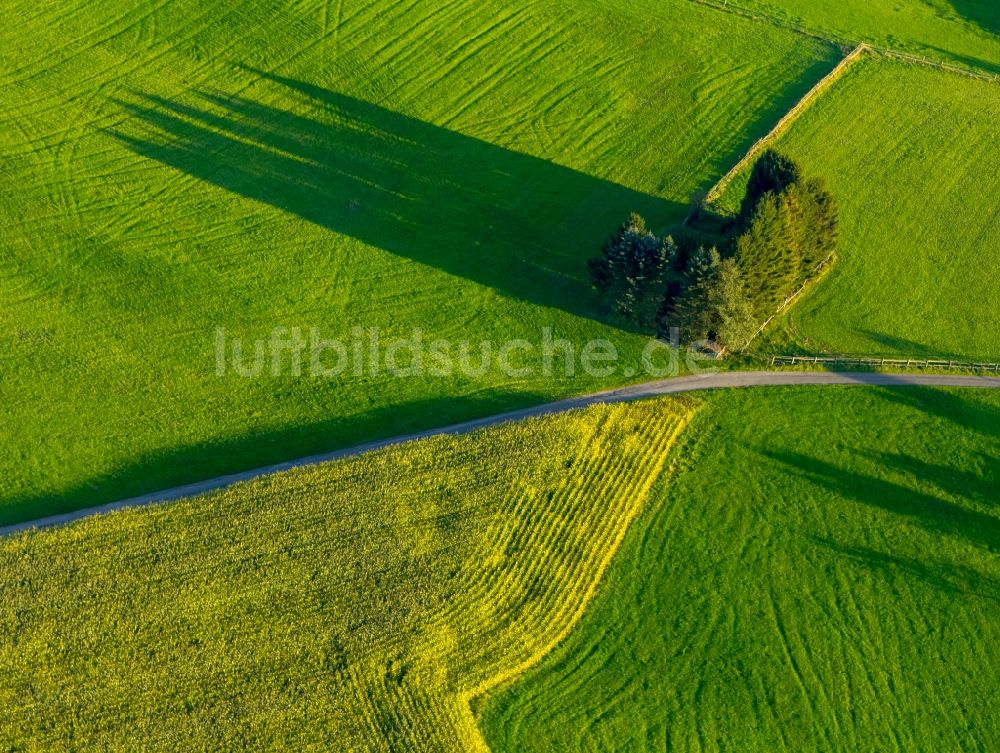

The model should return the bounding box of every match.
[3,370,999,538]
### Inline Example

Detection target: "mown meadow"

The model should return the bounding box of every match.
[0,400,693,751]
[713,57,1000,359]
[4,386,997,751]
[722,0,1000,70]
[484,386,1000,752]
[4,1,1000,750]
[0,0,839,525]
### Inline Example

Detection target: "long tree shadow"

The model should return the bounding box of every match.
[948,0,1000,37]
[866,449,999,510]
[108,75,683,320]
[0,389,556,529]
[766,449,1000,552]
[857,329,968,361]
[925,44,1000,74]
[812,537,1000,605]
[875,385,1000,440]
[772,387,1000,608]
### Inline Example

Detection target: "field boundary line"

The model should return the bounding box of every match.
[688,0,1000,83]
[737,250,837,352]
[704,42,870,206]
[767,354,1000,372]
[455,410,696,753]
[866,45,1000,82]
[5,372,1000,539]
[688,0,849,48]
[696,29,1000,347]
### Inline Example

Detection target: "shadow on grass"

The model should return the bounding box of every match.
[108,73,682,322]
[107,55,843,323]
[869,449,999,508]
[925,44,1000,74]
[856,330,968,361]
[812,537,1000,605]
[766,386,1000,605]
[948,0,1000,37]
[862,389,1000,509]
[0,390,554,529]
[755,329,972,360]
[767,447,1000,552]
[876,385,1000,439]
[7,61,845,528]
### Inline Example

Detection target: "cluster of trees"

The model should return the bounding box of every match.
[589,150,838,351]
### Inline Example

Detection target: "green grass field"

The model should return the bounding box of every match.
[713,56,1000,359]
[724,0,1000,70]
[483,386,1000,752]
[4,387,997,751]
[0,0,838,526]
[4,2,1000,750]
[0,399,693,751]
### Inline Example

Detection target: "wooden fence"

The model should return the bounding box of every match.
[736,250,836,353]
[682,0,1000,357]
[689,0,1000,84]
[704,43,870,206]
[767,355,1000,372]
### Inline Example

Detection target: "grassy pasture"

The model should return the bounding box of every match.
[0,399,693,751]
[721,0,1000,70]
[713,57,1000,359]
[484,386,1000,752]
[0,0,838,525]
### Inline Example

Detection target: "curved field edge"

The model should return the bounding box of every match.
[0,397,695,751]
[457,409,695,752]
[481,386,1000,752]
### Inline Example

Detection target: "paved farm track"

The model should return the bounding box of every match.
[4,370,998,537]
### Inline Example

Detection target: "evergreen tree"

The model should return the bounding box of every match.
[713,259,759,351]
[734,190,802,317]
[585,152,836,348]
[672,246,722,343]
[797,176,839,271]
[589,213,676,327]
[739,149,802,224]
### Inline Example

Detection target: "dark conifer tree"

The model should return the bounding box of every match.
[738,149,802,225]
[588,213,676,327]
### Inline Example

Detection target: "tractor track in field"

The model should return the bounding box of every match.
[3,369,999,538]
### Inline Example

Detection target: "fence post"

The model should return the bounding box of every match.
[766,353,1000,371]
